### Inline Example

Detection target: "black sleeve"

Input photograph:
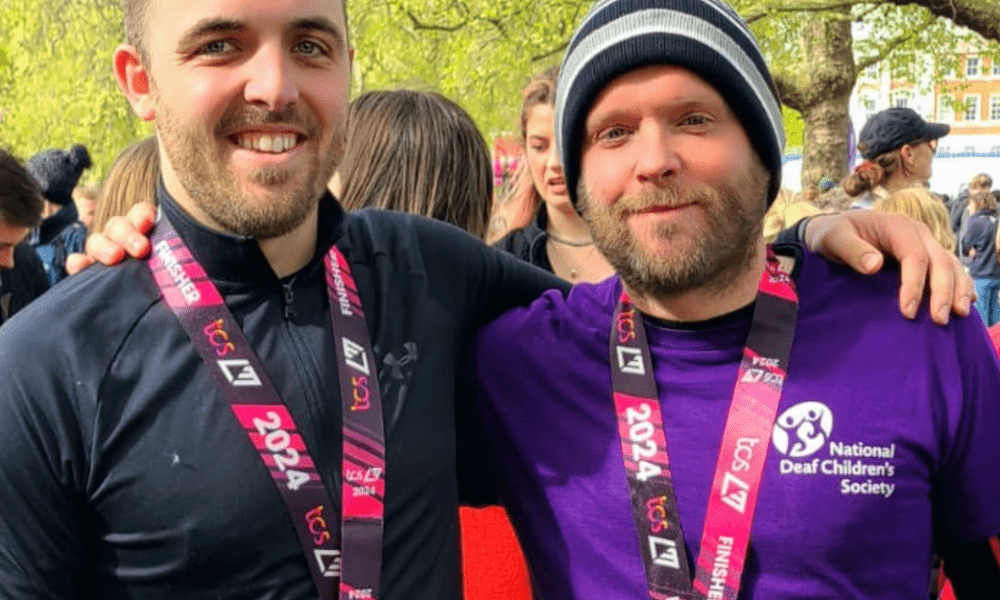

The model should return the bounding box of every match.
[3,244,49,321]
[409,216,569,327]
[939,535,1000,598]
[454,347,503,507]
[773,218,811,245]
[0,320,88,598]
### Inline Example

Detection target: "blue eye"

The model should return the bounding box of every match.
[295,40,324,56]
[200,40,235,55]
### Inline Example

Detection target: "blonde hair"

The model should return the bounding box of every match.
[763,189,821,242]
[94,137,159,233]
[874,188,955,252]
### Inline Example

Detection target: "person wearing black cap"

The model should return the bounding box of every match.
[26,144,92,285]
[469,0,1000,598]
[844,107,950,209]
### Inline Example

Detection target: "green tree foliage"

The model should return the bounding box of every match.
[349,0,587,140]
[0,0,151,181]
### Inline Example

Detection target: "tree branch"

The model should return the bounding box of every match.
[855,11,935,70]
[531,40,569,63]
[405,10,468,32]
[745,0,861,24]
[882,0,1000,42]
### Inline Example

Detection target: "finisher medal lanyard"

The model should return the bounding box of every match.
[147,217,385,600]
[610,248,798,600]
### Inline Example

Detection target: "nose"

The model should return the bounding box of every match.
[634,124,680,185]
[545,145,563,175]
[243,43,300,111]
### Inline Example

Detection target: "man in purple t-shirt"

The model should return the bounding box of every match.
[471,0,1000,598]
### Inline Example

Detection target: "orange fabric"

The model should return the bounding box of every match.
[989,324,1000,357]
[460,507,533,600]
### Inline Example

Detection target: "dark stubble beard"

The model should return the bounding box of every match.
[579,158,769,300]
[156,95,346,240]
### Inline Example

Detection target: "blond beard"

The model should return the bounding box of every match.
[579,161,769,300]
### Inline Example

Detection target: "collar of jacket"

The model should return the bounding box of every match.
[155,182,346,286]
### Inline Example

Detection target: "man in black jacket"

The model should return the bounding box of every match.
[0,1,563,598]
[0,149,47,326]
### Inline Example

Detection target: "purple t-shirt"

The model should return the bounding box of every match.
[473,248,1000,599]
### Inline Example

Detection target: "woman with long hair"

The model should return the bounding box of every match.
[334,90,493,239]
[492,67,615,283]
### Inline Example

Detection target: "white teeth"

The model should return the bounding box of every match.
[235,133,298,153]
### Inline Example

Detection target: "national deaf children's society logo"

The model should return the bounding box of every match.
[771,401,834,458]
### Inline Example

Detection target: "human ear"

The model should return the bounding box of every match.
[113,44,155,121]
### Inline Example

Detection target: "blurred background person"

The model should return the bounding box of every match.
[950,173,991,252]
[26,144,92,285]
[93,137,160,234]
[329,88,532,600]
[333,90,492,239]
[493,67,614,283]
[844,108,949,209]
[0,149,48,326]
[72,184,99,232]
[763,188,823,243]
[874,188,957,253]
[960,189,1000,325]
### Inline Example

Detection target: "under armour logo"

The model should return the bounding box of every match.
[217,359,262,387]
[383,342,418,380]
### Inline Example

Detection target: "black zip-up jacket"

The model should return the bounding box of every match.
[0,243,48,325]
[0,188,565,600]
[493,209,553,273]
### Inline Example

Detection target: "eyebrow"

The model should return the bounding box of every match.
[176,16,347,53]
[290,17,347,52]
[177,18,244,51]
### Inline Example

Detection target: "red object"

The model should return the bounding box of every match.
[940,579,956,600]
[460,507,533,600]
[989,324,1000,357]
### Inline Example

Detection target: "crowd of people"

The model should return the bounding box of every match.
[0,0,998,598]
[765,105,1000,332]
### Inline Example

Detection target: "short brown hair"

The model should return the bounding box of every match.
[337,90,492,238]
[94,137,160,233]
[0,149,45,228]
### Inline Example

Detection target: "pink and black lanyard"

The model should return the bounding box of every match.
[147,217,385,600]
[610,248,799,600]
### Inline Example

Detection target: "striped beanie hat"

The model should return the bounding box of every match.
[556,0,785,207]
